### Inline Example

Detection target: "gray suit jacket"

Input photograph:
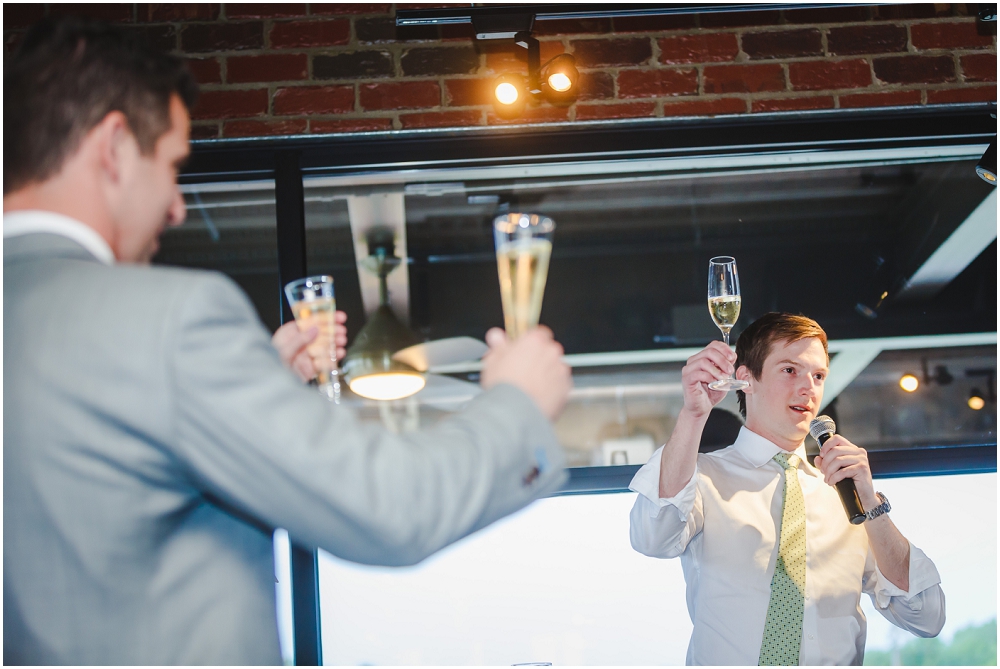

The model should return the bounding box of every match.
[4,233,567,665]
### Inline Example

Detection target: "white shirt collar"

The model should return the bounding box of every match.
[732,426,809,470]
[3,210,115,266]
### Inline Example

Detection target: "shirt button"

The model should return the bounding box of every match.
[808,634,815,640]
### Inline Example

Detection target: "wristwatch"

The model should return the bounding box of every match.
[864,492,891,521]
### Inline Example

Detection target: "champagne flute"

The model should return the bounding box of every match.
[284,275,341,403]
[707,256,749,391]
[493,213,555,339]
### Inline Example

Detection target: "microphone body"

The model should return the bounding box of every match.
[810,416,866,525]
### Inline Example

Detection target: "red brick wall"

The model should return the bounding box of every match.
[4,4,996,139]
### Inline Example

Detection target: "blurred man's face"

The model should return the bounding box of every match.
[740,337,828,450]
[114,95,190,263]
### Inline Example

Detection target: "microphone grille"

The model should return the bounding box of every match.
[809,415,836,441]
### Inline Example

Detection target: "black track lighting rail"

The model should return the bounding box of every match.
[396,3,874,26]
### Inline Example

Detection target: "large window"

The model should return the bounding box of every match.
[175,107,996,665]
[307,473,995,665]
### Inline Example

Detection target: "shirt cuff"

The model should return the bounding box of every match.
[872,541,942,609]
[628,446,699,521]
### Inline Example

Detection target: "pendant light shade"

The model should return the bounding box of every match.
[342,303,426,401]
[341,227,427,401]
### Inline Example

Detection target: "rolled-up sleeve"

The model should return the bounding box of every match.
[628,446,703,559]
[863,542,946,638]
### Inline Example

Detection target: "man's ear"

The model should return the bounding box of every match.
[93,111,134,185]
[736,365,754,394]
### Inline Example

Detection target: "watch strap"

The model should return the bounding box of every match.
[864,491,891,521]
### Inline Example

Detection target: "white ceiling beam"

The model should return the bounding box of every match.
[429,331,997,374]
[819,344,883,411]
[897,189,997,300]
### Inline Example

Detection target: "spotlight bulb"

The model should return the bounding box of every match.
[547,72,572,93]
[968,389,986,411]
[494,81,520,105]
[899,373,919,393]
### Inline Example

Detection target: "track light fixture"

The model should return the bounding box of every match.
[541,53,579,98]
[491,31,579,118]
[492,72,527,119]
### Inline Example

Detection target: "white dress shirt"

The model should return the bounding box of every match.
[4,210,115,265]
[630,427,945,666]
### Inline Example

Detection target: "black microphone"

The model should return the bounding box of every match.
[809,416,866,525]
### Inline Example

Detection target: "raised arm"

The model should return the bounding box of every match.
[629,342,736,558]
[659,341,737,498]
[169,273,571,567]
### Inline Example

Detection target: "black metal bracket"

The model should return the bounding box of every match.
[471,11,534,40]
[274,151,323,667]
[514,32,542,95]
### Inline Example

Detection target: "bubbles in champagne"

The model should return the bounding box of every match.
[708,295,741,331]
[496,239,552,339]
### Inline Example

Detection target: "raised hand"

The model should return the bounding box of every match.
[813,435,878,509]
[271,311,348,383]
[681,341,737,418]
[480,326,572,421]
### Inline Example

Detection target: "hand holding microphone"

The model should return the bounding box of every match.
[809,416,877,525]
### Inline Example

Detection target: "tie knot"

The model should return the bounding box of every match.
[774,452,799,470]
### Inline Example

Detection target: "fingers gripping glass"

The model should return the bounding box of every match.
[707,256,749,392]
[284,275,341,403]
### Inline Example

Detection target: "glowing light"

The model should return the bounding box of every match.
[349,373,426,401]
[899,374,919,393]
[494,82,519,105]
[968,391,986,410]
[547,72,572,92]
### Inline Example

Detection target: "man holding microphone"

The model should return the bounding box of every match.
[629,313,945,665]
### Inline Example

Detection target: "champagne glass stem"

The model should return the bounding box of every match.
[722,331,734,383]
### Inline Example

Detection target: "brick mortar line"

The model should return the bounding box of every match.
[208,80,997,122]
[201,84,987,117]
[200,77,995,96]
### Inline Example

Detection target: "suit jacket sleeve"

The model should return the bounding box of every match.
[166,272,567,566]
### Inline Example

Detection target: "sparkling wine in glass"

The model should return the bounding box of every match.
[493,213,554,339]
[284,275,341,402]
[707,256,749,391]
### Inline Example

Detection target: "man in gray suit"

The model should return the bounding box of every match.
[4,17,572,664]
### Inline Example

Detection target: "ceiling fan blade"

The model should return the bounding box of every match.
[392,337,489,372]
[417,374,481,411]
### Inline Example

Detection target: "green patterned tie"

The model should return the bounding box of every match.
[758,453,806,666]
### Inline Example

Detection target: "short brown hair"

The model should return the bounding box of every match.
[734,313,828,418]
[3,16,198,195]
